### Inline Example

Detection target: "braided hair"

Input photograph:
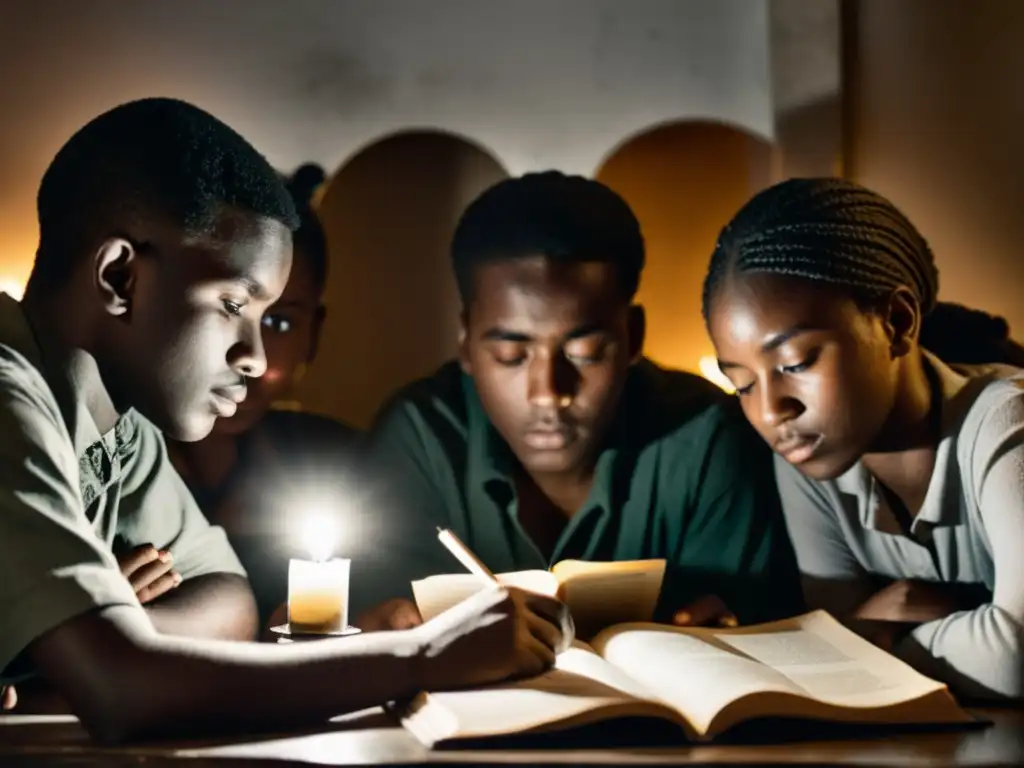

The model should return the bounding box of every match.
[282,163,328,294]
[702,177,1022,366]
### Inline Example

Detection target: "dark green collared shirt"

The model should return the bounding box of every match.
[360,359,802,624]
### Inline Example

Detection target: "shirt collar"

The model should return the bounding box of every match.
[462,369,623,516]
[0,293,131,469]
[839,351,987,531]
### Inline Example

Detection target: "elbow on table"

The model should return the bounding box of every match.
[67,647,171,746]
[80,708,140,747]
[941,612,1024,704]
[29,608,180,745]
[71,680,150,745]
[980,611,1024,703]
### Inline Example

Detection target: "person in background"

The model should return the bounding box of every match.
[703,177,1024,702]
[0,97,569,738]
[359,171,803,629]
[166,163,362,628]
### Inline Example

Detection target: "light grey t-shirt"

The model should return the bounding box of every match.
[776,353,1024,701]
[0,294,245,682]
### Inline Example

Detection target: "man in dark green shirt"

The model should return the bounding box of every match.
[360,171,802,626]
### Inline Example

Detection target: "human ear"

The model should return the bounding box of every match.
[883,288,921,358]
[94,238,138,317]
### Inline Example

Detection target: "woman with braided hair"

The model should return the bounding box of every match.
[703,177,1023,702]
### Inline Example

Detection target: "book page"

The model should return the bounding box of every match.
[552,559,666,639]
[411,570,558,622]
[713,610,948,707]
[400,645,685,746]
[593,622,805,734]
[592,611,959,735]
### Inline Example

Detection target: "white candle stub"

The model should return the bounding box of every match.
[288,558,350,633]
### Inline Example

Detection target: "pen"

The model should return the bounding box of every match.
[436,527,498,585]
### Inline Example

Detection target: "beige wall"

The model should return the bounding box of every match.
[597,123,773,374]
[301,133,507,428]
[0,0,776,298]
[0,1,841,424]
[847,0,1024,335]
[305,122,774,428]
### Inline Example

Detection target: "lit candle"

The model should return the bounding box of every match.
[288,514,350,634]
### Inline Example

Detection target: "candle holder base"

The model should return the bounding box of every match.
[270,623,362,642]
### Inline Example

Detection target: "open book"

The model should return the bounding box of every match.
[399,610,973,748]
[412,559,666,639]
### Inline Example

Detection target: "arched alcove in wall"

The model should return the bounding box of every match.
[595,120,775,374]
[297,130,508,429]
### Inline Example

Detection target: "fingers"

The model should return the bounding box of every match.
[118,544,161,578]
[673,594,738,628]
[135,569,182,604]
[1,685,16,711]
[528,599,574,653]
[128,551,173,589]
[516,631,557,677]
[523,605,563,652]
[388,601,424,631]
[522,591,570,630]
[508,588,572,657]
[118,545,181,603]
[354,599,424,633]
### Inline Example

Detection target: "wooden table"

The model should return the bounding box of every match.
[1,707,1021,767]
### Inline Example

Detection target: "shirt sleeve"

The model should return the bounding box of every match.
[774,455,879,618]
[0,359,140,681]
[894,385,1024,702]
[351,399,459,616]
[116,414,245,581]
[666,402,805,625]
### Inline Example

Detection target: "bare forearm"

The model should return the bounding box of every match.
[147,574,258,641]
[127,629,423,739]
[33,607,424,744]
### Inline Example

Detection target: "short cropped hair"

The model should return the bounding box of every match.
[33,97,299,287]
[450,171,645,303]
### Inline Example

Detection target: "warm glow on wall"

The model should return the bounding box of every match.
[0,277,25,301]
[698,355,735,394]
[1,228,36,302]
[595,122,772,377]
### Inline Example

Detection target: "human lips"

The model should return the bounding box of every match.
[522,424,574,451]
[773,432,824,464]
[211,385,247,417]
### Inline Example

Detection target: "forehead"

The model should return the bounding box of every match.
[467,256,623,327]
[177,208,293,291]
[709,273,863,348]
[274,246,320,303]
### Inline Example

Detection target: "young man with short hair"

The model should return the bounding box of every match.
[363,172,802,627]
[0,99,568,742]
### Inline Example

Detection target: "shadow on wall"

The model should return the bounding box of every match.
[595,120,774,374]
[299,130,508,429]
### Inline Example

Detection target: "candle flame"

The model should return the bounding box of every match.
[698,355,735,394]
[299,513,338,563]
